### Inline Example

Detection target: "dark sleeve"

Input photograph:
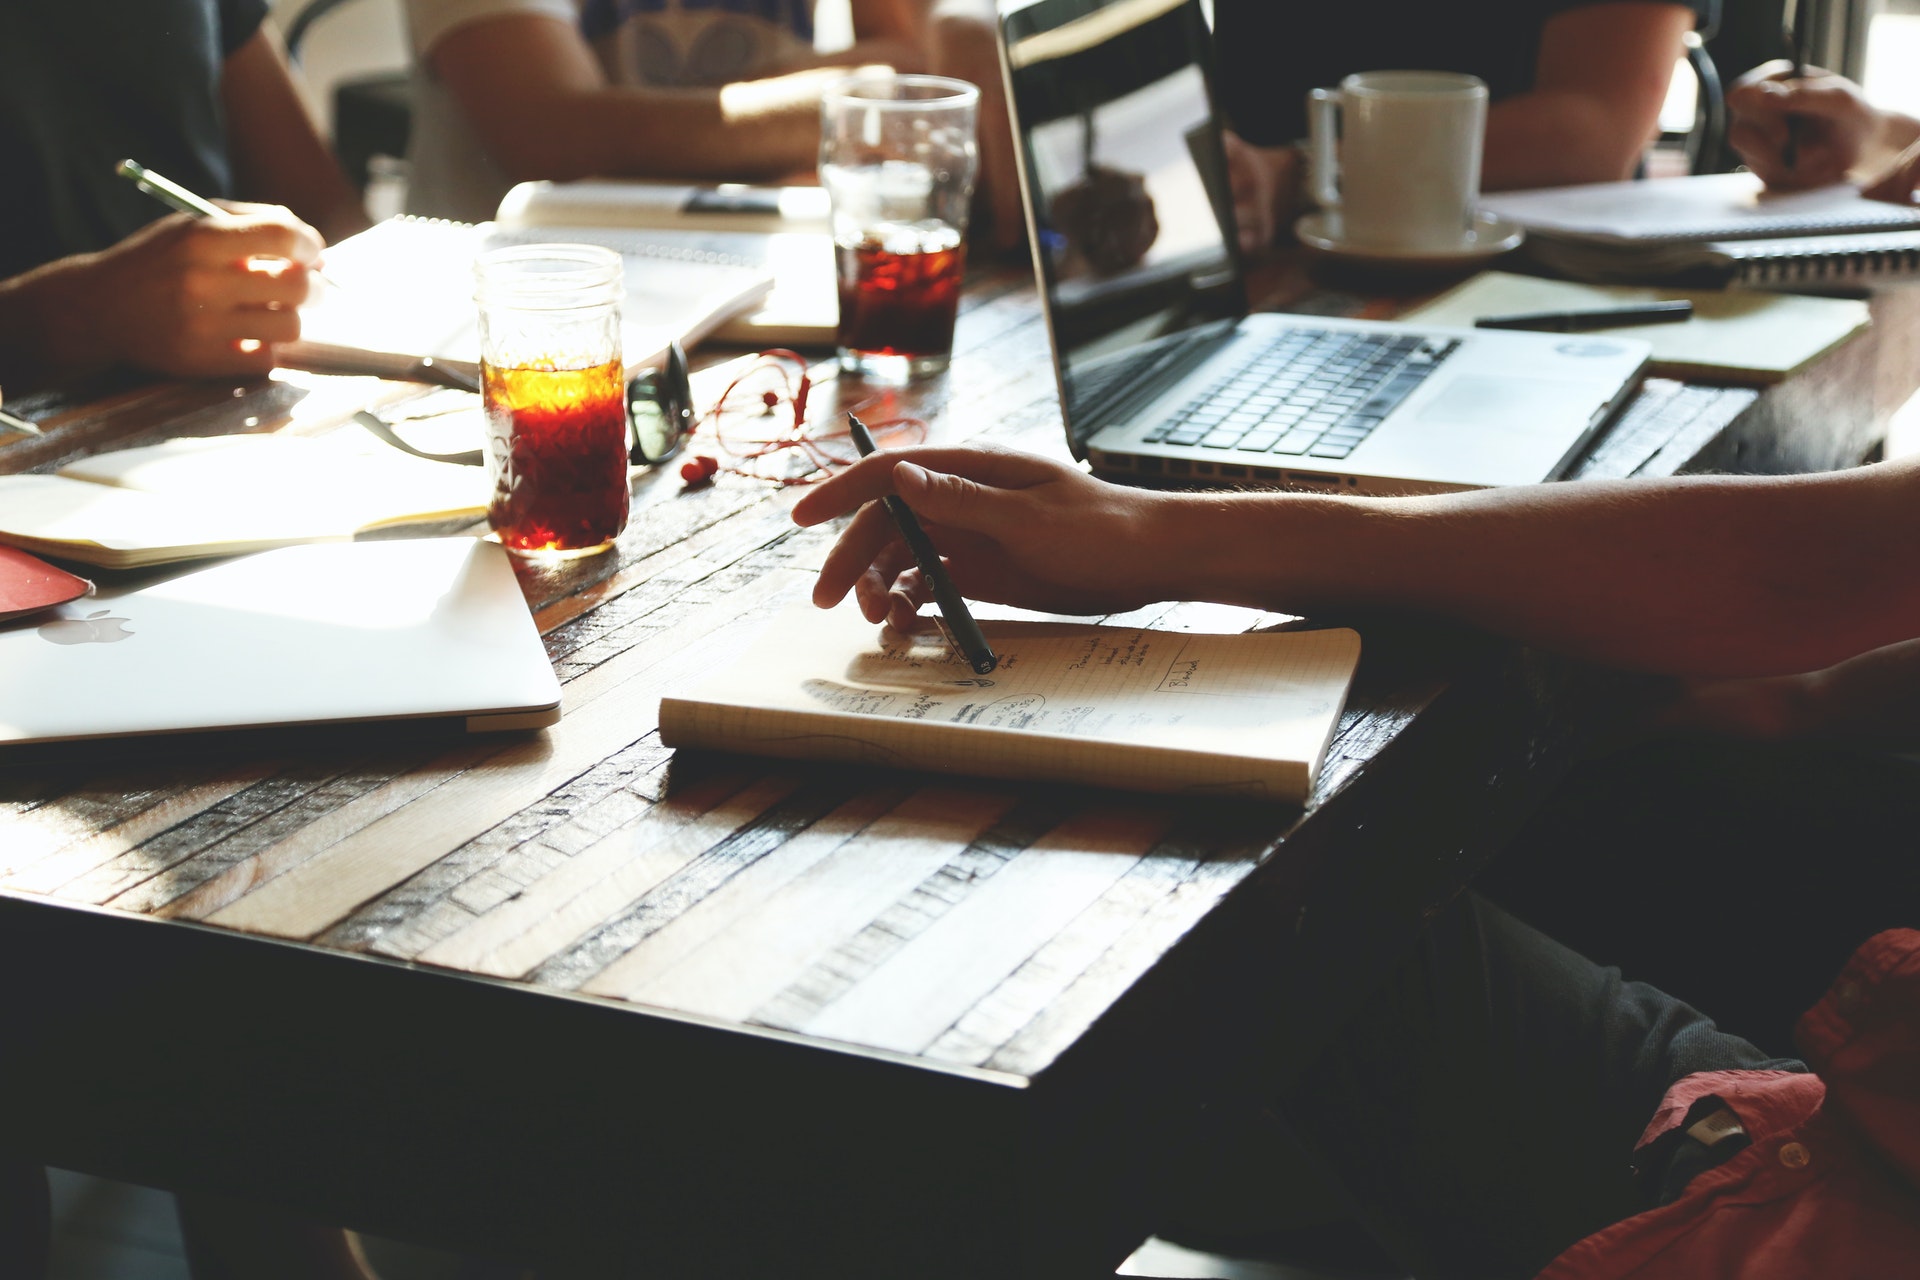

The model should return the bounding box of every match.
[217,0,270,56]
[1540,0,1716,33]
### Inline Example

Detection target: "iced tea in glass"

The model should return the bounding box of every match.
[474,244,628,558]
[820,75,979,382]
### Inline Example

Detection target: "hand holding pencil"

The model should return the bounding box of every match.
[29,161,330,379]
[1726,61,1881,192]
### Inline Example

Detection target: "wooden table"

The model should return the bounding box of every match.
[3,262,1916,1278]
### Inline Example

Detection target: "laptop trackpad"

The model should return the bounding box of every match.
[1414,376,1600,431]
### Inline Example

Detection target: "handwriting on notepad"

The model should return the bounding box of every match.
[791,624,1325,740]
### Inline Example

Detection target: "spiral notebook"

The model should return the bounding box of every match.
[659,604,1362,802]
[1481,173,1920,286]
[1481,173,1920,245]
[285,215,775,382]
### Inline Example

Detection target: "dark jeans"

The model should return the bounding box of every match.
[1273,892,1800,1280]
[1481,739,1920,1056]
[0,1159,48,1280]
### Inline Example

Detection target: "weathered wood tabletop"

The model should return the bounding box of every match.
[2,261,1916,1277]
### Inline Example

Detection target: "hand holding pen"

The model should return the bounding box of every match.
[845,414,998,674]
[70,160,330,378]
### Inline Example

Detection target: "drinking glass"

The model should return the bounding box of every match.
[820,74,979,382]
[474,244,629,558]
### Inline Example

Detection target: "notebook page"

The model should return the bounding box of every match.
[0,474,347,565]
[662,604,1361,799]
[291,216,773,373]
[57,434,488,532]
[1482,173,1920,245]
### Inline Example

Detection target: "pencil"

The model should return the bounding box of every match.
[847,413,998,675]
[115,159,343,289]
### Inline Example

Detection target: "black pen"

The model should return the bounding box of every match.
[1782,0,1810,171]
[115,158,343,290]
[1475,301,1694,333]
[847,413,998,675]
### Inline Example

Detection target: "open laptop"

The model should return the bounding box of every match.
[0,538,561,745]
[995,0,1650,494]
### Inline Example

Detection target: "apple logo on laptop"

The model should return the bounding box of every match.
[39,609,134,645]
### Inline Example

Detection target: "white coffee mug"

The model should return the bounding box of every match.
[1307,71,1489,252]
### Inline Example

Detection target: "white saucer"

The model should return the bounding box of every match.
[1295,210,1526,268]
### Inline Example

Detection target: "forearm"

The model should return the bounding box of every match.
[1482,92,1648,189]
[1152,466,1920,677]
[0,256,116,388]
[508,84,819,183]
[221,30,369,242]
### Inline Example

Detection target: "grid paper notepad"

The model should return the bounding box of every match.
[659,604,1362,802]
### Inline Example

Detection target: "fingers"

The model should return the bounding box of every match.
[1728,70,1875,189]
[1865,140,1920,205]
[791,444,1061,526]
[878,565,934,631]
[887,458,1029,536]
[184,256,313,310]
[192,207,326,266]
[815,500,903,608]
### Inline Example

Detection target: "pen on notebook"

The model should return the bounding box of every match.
[846,413,998,675]
[115,158,342,290]
[1475,301,1694,333]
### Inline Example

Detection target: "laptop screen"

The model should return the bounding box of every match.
[999,0,1246,443]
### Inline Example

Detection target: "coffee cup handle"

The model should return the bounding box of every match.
[1306,88,1342,210]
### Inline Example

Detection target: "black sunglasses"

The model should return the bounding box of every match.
[352,341,694,469]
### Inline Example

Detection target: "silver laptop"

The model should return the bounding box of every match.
[996,0,1650,494]
[0,538,561,745]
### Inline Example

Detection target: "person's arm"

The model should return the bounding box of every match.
[1727,61,1920,192]
[0,207,322,388]
[221,27,370,243]
[1655,637,1920,747]
[1480,1,1694,190]
[425,13,868,185]
[923,0,1024,250]
[790,446,1920,680]
[808,0,927,72]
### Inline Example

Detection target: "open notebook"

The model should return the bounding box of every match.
[659,604,1362,802]
[0,433,488,568]
[284,215,776,382]
[497,180,839,347]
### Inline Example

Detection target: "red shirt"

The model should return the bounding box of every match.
[1539,929,1920,1279]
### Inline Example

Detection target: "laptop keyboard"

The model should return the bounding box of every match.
[1141,328,1461,460]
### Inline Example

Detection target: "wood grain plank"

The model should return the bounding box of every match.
[317,735,678,958]
[527,780,885,990]
[983,845,1265,1078]
[796,806,1176,1055]
[202,569,812,938]
[920,835,1217,1067]
[540,787,906,994]
[745,798,1065,1033]
[56,766,350,904]
[151,740,503,922]
[415,772,800,978]
[581,787,1020,1020]
[1,768,273,890]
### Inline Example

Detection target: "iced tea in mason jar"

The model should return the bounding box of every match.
[474,244,629,557]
